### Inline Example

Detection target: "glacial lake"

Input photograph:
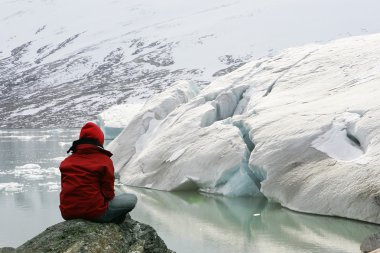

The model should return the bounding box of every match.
[0,128,379,252]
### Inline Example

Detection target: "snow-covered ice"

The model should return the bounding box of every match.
[109,33,380,223]
[108,80,201,169]
[311,112,364,161]
[97,103,144,140]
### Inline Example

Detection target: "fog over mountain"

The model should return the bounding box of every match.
[1,0,380,128]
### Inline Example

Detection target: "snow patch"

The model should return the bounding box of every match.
[312,128,363,162]
[312,113,364,162]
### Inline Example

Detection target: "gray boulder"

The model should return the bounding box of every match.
[361,232,380,253]
[0,216,174,253]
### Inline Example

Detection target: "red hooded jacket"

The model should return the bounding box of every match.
[59,123,115,220]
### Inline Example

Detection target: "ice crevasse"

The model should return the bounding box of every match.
[108,33,380,223]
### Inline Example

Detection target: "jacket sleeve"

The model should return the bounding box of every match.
[100,159,115,201]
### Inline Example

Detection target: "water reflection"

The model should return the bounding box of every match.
[0,190,62,247]
[1,129,379,251]
[0,129,74,247]
[123,186,380,253]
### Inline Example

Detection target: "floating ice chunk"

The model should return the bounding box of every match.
[51,157,66,162]
[14,164,59,180]
[58,142,71,147]
[15,164,41,170]
[0,182,24,193]
[23,174,45,180]
[2,135,37,141]
[48,184,60,191]
[38,182,61,191]
[0,130,19,134]
[15,164,42,180]
[1,135,51,141]
[44,129,65,133]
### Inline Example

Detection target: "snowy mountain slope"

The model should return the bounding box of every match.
[1,0,380,128]
[109,33,380,223]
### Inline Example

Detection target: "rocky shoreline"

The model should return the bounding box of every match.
[0,215,174,253]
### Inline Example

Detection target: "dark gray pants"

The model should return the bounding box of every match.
[94,193,137,224]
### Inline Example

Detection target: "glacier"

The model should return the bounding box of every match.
[108,33,380,223]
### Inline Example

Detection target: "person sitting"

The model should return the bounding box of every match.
[59,122,137,224]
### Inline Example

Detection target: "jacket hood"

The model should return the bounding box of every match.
[79,122,104,146]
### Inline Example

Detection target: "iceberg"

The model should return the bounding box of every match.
[109,33,380,223]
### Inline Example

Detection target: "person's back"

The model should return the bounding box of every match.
[60,144,114,220]
[59,122,136,223]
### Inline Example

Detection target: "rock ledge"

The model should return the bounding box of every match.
[361,232,380,253]
[0,216,174,253]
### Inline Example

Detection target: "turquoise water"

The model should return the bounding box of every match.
[125,187,380,253]
[0,129,379,252]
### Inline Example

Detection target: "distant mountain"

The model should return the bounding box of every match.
[1,0,379,128]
